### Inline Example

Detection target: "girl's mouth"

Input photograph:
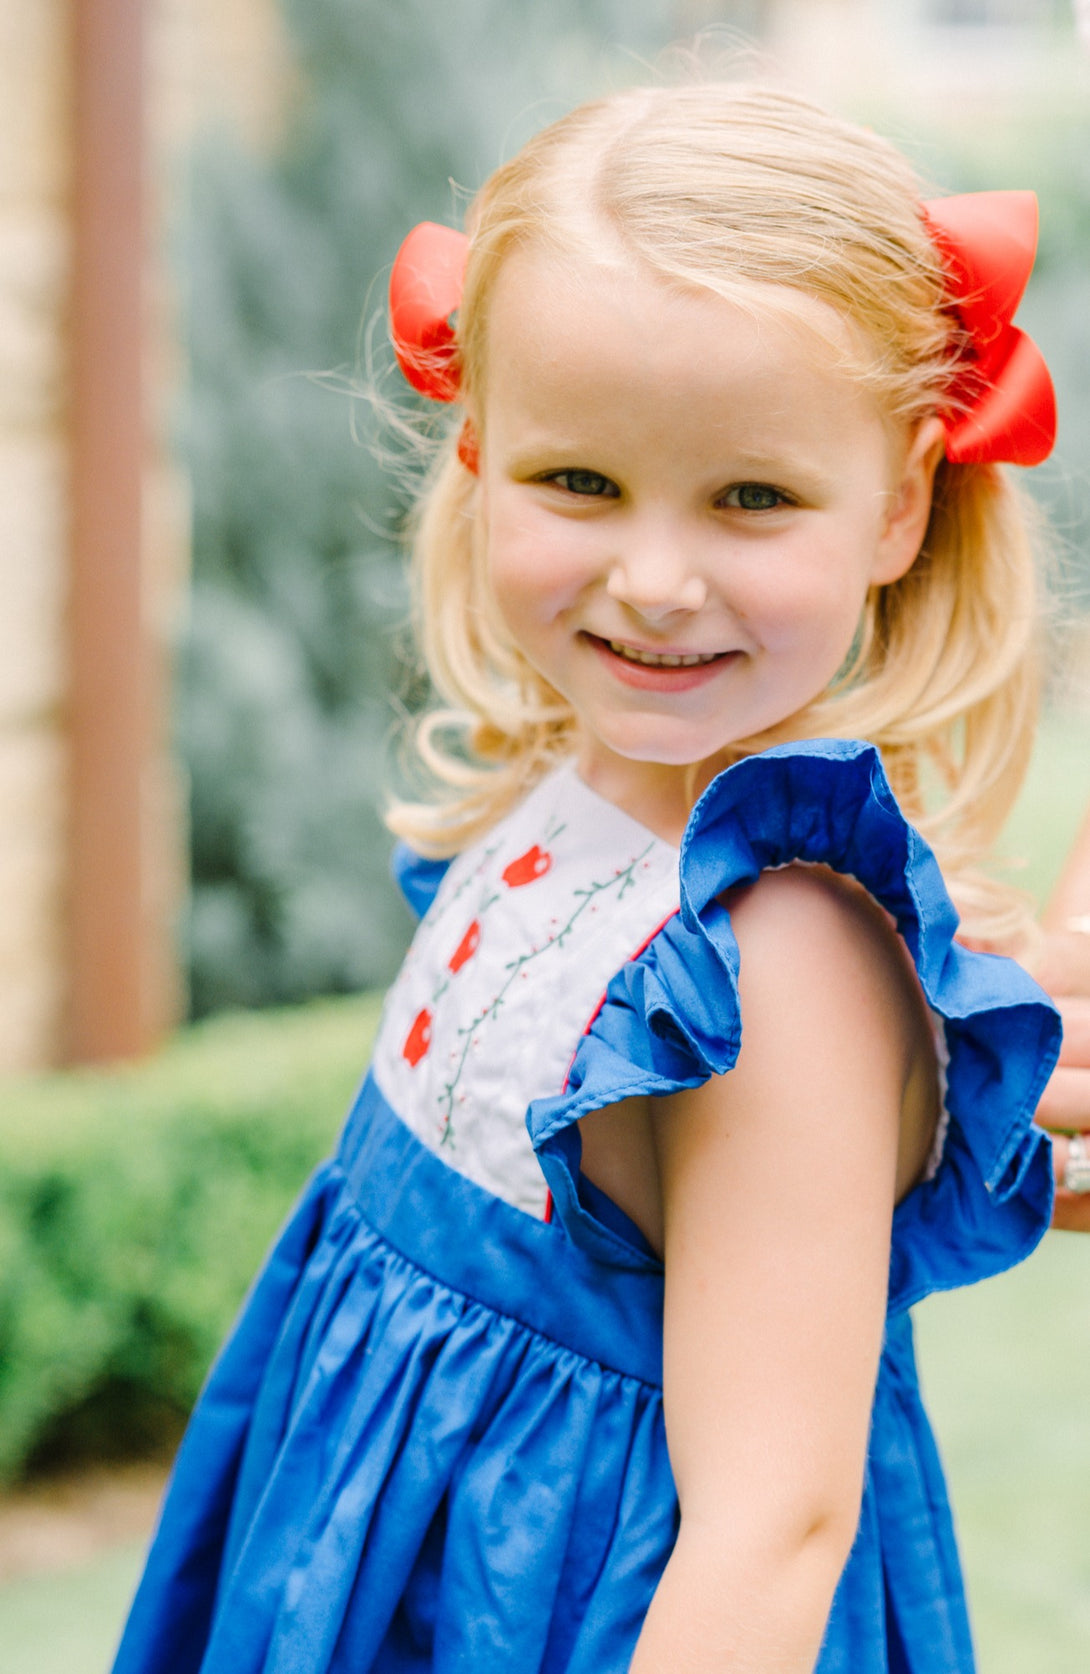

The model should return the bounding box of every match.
[604,640,722,669]
[585,634,734,690]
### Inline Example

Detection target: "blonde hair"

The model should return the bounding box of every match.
[387,82,1046,947]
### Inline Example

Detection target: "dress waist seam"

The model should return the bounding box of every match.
[328,1153,665,1391]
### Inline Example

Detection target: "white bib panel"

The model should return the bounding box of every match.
[372,764,681,1217]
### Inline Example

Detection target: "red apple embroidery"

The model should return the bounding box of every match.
[449,919,481,973]
[402,1008,433,1067]
[502,845,552,888]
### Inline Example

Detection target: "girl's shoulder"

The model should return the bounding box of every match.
[721,860,941,1203]
[528,738,1060,1301]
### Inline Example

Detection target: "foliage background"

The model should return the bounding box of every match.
[179,0,669,1015]
[179,0,1090,1019]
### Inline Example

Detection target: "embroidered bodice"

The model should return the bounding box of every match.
[371,762,680,1216]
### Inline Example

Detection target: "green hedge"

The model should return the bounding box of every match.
[0,993,381,1484]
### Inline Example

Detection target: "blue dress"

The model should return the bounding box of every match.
[111,741,1059,1674]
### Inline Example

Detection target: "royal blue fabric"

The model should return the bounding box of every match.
[112,741,1058,1674]
[391,844,451,922]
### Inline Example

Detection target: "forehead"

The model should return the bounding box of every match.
[480,246,885,463]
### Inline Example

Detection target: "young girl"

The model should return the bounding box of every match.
[114,82,1061,1674]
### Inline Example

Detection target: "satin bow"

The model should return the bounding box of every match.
[389,200,1058,470]
[389,221,469,402]
[922,190,1056,467]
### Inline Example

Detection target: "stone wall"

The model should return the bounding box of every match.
[0,0,288,1072]
[0,2,71,1071]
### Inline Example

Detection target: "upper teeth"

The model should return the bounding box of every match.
[608,641,720,668]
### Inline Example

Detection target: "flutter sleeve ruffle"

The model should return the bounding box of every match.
[391,841,451,920]
[528,739,1059,1311]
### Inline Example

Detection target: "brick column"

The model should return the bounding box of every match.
[68,0,174,1061]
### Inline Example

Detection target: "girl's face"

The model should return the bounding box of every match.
[477,247,940,829]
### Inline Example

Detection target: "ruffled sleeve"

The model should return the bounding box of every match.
[391,841,451,920]
[528,739,1059,1308]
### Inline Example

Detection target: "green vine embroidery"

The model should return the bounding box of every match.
[430,818,567,1010]
[437,840,656,1144]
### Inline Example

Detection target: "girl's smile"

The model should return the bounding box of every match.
[587,634,737,692]
[477,246,941,833]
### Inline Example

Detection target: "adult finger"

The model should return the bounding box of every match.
[1035,1068,1090,1130]
[1034,997,1090,1130]
[1033,930,1090,1000]
[1052,1191,1090,1233]
[1054,995,1090,1064]
[1049,1134,1090,1231]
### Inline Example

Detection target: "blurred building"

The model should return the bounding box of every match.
[693,0,1086,114]
[0,0,290,1072]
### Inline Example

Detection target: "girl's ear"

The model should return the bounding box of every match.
[870,415,946,586]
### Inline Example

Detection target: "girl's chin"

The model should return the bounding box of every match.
[577,729,743,774]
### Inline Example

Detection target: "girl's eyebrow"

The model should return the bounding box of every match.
[503,430,829,466]
[723,448,836,487]
[500,436,610,472]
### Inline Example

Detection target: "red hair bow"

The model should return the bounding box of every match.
[389,202,1058,473]
[389,221,477,469]
[922,190,1056,467]
[389,221,469,402]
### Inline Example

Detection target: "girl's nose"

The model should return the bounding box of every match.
[605,548,708,620]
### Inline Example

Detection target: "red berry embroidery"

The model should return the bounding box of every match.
[449,919,481,973]
[402,1008,433,1067]
[502,845,552,888]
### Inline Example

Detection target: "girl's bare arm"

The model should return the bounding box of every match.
[630,867,931,1673]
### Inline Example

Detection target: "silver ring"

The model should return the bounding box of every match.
[1063,1133,1090,1194]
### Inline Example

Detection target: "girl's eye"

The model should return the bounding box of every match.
[546,469,619,498]
[720,482,788,512]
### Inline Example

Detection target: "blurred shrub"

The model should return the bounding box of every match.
[0,994,381,1484]
[990,125,1090,613]
[178,0,668,1015]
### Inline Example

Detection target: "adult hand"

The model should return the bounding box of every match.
[1034,986,1090,1232]
[1035,806,1090,1232]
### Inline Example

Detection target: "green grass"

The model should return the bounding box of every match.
[2,708,1089,1671]
[916,1234,1090,1673]
[0,1543,145,1674]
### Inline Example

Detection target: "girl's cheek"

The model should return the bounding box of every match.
[487,544,554,635]
[494,520,584,600]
